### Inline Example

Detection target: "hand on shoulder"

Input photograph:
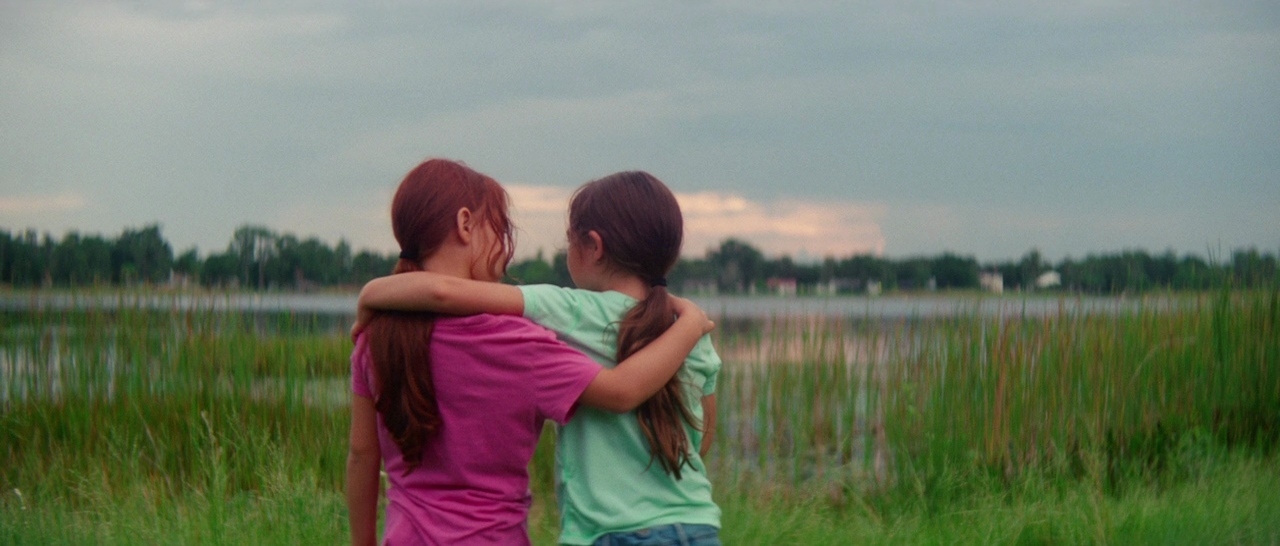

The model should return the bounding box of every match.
[668,295,715,335]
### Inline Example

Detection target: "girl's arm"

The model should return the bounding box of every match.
[345,394,381,546]
[577,295,714,412]
[360,271,524,315]
[699,394,717,457]
[361,275,716,413]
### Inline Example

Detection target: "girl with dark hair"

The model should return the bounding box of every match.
[356,171,723,545]
[345,161,714,546]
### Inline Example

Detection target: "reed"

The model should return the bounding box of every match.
[711,290,1280,499]
[2,289,1277,543]
[1,293,351,508]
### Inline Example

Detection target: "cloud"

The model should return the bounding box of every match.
[0,192,86,214]
[267,190,394,254]
[500,184,886,260]
[679,192,887,259]
[56,3,348,81]
[1,2,1274,263]
[506,184,573,258]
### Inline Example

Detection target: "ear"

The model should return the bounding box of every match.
[584,230,605,263]
[455,208,474,245]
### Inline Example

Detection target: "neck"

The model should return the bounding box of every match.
[420,246,474,280]
[599,271,649,300]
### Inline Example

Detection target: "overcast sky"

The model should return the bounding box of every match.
[2,1,1277,262]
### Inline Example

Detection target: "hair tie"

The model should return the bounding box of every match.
[650,277,667,288]
[399,249,418,261]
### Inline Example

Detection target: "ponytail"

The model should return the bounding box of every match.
[367,258,441,474]
[616,284,701,479]
[572,171,697,478]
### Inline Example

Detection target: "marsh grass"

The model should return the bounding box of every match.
[712,291,1279,500]
[1,295,351,515]
[2,290,1278,544]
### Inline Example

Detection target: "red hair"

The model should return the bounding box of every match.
[366,159,514,472]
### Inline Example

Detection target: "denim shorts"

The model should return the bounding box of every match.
[590,523,721,546]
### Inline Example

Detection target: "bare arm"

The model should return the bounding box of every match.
[346,394,381,546]
[360,272,524,315]
[578,296,715,412]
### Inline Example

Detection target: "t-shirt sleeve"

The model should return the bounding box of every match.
[690,335,722,396]
[518,284,585,335]
[350,333,375,399]
[517,321,603,424]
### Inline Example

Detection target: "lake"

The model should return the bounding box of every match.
[0,290,1167,320]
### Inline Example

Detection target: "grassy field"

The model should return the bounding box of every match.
[2,290,1278,544]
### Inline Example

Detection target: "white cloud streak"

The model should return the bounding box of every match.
[0,192,87,214]
[502,185,886,259]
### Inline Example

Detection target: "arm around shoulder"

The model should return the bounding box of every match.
[358,272,525,316]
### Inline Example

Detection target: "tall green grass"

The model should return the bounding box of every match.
[712,291,1280,500]
[1,294,351,514]
[2,290,1277,544]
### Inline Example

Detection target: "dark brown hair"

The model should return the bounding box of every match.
[365,158,513,473]
[569,171,699,479]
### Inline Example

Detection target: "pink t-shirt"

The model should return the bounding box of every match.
[351,314,602,545]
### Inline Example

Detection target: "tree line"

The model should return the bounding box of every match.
[0,225,395,291]
[1,226,1275,294]
[579,239,1276,295]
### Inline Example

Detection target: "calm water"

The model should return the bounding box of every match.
[0,291,1165,320]
[0,289,1188,485]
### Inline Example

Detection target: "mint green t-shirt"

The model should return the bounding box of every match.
[518,284,722,545]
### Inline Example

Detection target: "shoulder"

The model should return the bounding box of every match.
[519,285,630,333]
[520,285,632,313]
[686,335,722,375]
[435,313,558,341]
[519,284,584,307]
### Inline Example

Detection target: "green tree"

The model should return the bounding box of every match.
[0,230,44,287]
[551,250,572,287]
[507,249,564,286]
[1172,255,1216,290]
[1017,249,1045,289]
[350,250,396,285]
[931,253,979,290]
[836,254,892,289]
[1231,248,1278,288]
[113,225,173,285]
[709,238,764,293]
[230,225,276,290]
[173,247,202,282]
[50,232,110,286]
[296,237,340,286]
[895,257,932,291]
[201,251,239,288]
[670,257,716,293]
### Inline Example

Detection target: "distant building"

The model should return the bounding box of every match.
[866,280,883,296]
[1035,271,1062,289]
[980,271,1004,293]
